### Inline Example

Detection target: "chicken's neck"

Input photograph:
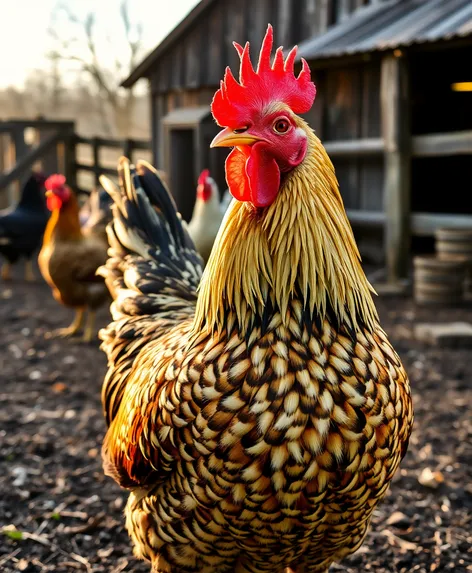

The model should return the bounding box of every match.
[190,192,221,226]
[194,126,378,335]
[43,195,83,244]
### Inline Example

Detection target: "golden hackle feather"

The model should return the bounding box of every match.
[194,119,378,336]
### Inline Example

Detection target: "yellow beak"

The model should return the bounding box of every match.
[45,190,52,197]
[210,127,265,148]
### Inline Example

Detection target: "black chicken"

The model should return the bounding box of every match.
[0,172,49,281]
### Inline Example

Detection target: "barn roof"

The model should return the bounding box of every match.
[122,0,217,88]
[297,0,472,62]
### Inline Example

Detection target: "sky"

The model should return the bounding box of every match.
[0,0,200,88]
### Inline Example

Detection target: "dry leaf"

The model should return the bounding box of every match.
[52,382,67,393]
[418,468,445,489]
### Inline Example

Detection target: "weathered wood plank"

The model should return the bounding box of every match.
[0,120,74,132]
[381,53,411,282]
[74,136,150,150]
[74,163,116,177]
[277,0,291,46]
[303,0,318,37]
[205,2,225,85]
[170,43,183,90]
[412,131,472,157]
[324,138,384,156]
[317,0,330,34]
[411,213,472,236]
[339,0,350,21]
[324,66,361,140]
[361,61,381,138]
[346,209,385,227]
[10,128,30,202]
[224,0,246,72]
[184,28,200,88]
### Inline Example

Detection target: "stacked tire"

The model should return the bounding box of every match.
[413,255,467,305]
[435,228,472,296]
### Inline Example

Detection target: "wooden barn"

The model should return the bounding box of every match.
[122,0,472,281]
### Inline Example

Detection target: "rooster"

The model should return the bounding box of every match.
[187,169,224,263]
[0,172,49,281]
[99,25,413,573]
[38,174,108,343]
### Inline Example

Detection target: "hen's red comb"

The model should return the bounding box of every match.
[211,24,316,127]
[45,174,66,191]
[198,169,210,185]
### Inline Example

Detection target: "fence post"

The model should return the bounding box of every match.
[123,138,133,161]
[92,137,100,186]
[64,122,77,191]
[381,51,411,283]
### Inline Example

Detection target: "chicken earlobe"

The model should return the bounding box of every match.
[225,146,251,202]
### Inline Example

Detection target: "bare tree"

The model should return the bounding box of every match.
[48,0,143,137]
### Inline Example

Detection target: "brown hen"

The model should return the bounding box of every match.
[39,175,108,342]
[98,25,413,573]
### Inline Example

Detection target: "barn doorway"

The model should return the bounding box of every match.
[410,44,472,216]
[169,129,195,222]
[409,44,472,253]
[162,106,217,222]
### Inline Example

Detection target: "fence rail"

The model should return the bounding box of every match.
[73,135,152,191]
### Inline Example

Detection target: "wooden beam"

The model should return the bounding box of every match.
[338,0,350,21]
[411,213,472,237]
[346,209,385,227]
[123,139,133,160]
[0,132,60,189]
[11,127,30,203]
[324,138,384,157]
[92,137,100,186]
[74,135,151,151]
[74,163,117,177]
[412,130,472,157]
[381,53,411,283]
[63,125,77,191]
[0,120,74,132]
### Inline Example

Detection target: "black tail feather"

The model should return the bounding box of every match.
[99,157,202,426]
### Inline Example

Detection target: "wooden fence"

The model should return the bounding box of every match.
[324,129,472,236]
[74,135,151,193]
[0,120,151,203]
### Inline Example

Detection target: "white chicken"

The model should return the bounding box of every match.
[187,169,227,263]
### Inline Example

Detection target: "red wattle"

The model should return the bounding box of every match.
[47,194,63,211]
[245,144,280,208]
[225,145,281,207]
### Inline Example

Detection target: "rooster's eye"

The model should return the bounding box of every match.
[273,118,290,134]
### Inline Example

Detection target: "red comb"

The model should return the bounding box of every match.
[211,24,316,127]
[45,174,66,191]
[198,169,210,185]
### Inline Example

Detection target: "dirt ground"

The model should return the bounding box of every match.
[0,264,471,573]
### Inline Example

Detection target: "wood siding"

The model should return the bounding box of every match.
[303,60,384,214]
[149,0,377,96]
